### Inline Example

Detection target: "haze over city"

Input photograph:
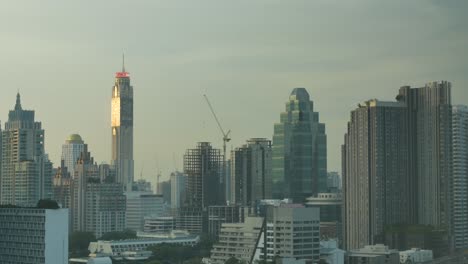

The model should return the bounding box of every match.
[0,0,467,183]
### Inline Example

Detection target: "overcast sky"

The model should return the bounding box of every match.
[0,1,467,185]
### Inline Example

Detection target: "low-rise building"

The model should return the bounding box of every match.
[347,244,399,264]
[0,207,68,264]
[399,248,433,264]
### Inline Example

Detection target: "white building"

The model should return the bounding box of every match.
[0,207,68,264]
[61,134,85,176]
[126,192,164,231]
[347,244,399,264]
[399,248,433,264]
[452,105,468,250]
[88,231,200,261]
[171,171,187,209]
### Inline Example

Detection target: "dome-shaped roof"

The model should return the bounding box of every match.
[66,134,83,143]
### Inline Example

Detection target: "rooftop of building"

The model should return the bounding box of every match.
[66,134,84,143]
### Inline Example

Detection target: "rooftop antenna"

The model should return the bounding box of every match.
[122,53,126,72]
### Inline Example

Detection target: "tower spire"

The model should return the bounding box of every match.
[15,92,22,111]
[122,53,125,72]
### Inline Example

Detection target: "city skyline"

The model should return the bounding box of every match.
[0,1,467,182]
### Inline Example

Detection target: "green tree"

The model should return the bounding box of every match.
[69,231,96,257]
[225,257,240,264]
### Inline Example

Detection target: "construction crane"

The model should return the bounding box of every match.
[203,94,231,200]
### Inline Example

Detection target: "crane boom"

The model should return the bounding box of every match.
[204,94,228,138]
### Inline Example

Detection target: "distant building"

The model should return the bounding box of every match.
[320,239,345,264]
[231,138,272,206]
[272,88,327,203]
[53,160,72,209]
[346,244,399,264]
[144,216,176,233]
[452,105,468,250]
[306,193,342,241]
[132,179,152,192]
[158,179,172,205]
[71,145,126,238]
[1,93,53,206]
[184,142,224,208]
[61,134,85,176]
[111,59,134,191]
[0,207,68,264]
[208,205,248,238]
[170,171,187,209]
[176,207,204,234]
[126,192,164,231]
[209,217,264,264]
[399,248,433,264]
[327,172,341,191]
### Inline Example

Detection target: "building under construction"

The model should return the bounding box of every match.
[184,142,224,209]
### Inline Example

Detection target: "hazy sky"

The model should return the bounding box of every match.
[0,1,467,185]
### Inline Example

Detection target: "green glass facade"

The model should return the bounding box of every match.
[272,88,327,203]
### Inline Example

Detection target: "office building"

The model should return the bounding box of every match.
[132,179,152,192]
[143,216,176,233]
[208,205,248,238]
[126,192,164,231]
[342,99,408,250]
[272,88,327,202]
[1,93,53,206]
[264,205,321,263]
[61,134,85,176]
[0,207,68,264]
[209,217,264,264]
[175,207,204,234]
[170,171,187,209]
[111,58,134,191]
[452,105,468,249]
[71,145,126,238]
[158,179,172,205]
[184,142,223,208]
[327,172,341,191]
[53,160,72,208]
[231,138,272,206]
[346,244,399,264]
[306,193,342,240]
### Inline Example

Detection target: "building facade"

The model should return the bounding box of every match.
[272,88,327,203]
[61,134,85,176]
[231,138,272,206]
[452,105,468,250]
[208,205,248,238]
[126,192,164,231]
[347,244,399,264]
[71,145,126,238]
[1,93,53,206]
[306,193,342,241]
[342,100,408,250]
[170,171,187,209]
[111,60,134,191]
[0,207,68,264]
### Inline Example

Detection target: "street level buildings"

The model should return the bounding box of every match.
[272,88,327,203]
[0,207,68,264]
[230,138,272,206]
[0,94,53,206]
[111,59,134,191]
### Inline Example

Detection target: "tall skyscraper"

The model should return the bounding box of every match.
[397,81,452,237]
[452,105,468,250]
[0,93,53,206]
[231,138,272,206]
[184,142,224,208]
[171,171,187,209]
[61,134,85,176]
[111,57,134,191]
[272,88,327,203]
[342,99,408,250]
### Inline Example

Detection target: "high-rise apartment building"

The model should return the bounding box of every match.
[272,88,327,203]
[0,207,69,264]
[342,81,454,251]
[61,134,85,176]
[71,145,126,238]
[452,105,468,249]
[111,59,134,191]
[231,138,272,206]
[342,100,408,250]
[184,142,223,208]
[171,171,187,209]
[0,93,53,206]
